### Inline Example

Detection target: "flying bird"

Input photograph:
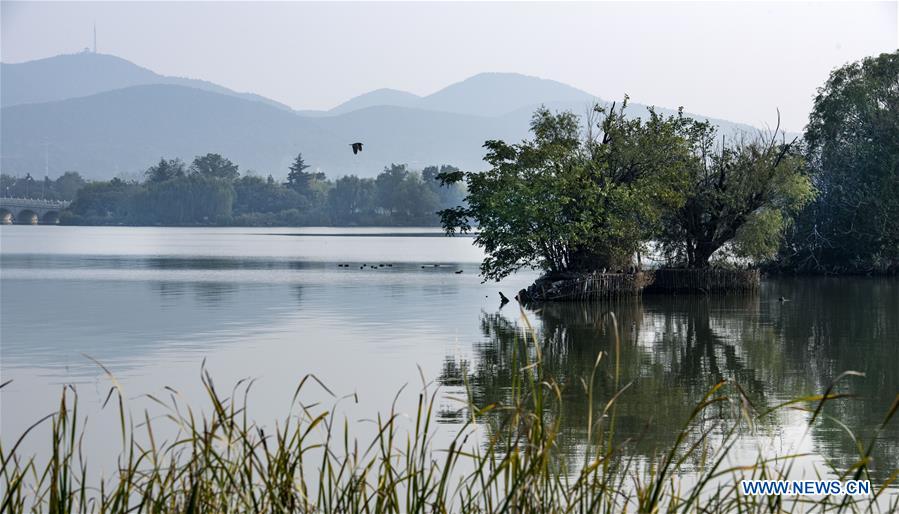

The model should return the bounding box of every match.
[350,142,363,155]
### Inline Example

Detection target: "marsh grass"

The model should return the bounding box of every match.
[2,308,897,513]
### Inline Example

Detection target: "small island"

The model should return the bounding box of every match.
[438,52,898,298]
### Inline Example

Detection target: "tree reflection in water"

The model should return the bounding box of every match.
[439,285,898,480]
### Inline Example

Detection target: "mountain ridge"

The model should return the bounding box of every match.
[0,52,783,180]
[328,72,599,117]
[0,52,293,111]
[329,88,422,114]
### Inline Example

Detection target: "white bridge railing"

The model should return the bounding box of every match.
[0,197,71,209]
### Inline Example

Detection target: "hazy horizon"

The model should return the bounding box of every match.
[2,1,896,132]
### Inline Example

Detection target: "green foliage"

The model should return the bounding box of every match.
[440,101,702,281]
[374,164,439,223]
[52,172,88,200]
[190,153,240,181]
[233,174,308,215]
[133,174,235,225]
[62,154,461,227]
[66,177,142,222]
[322,165,458,225]
[422,165,466,208]
[0,171,86,201]
[327,174,375,224]
[285,153,327,204]
[144,158,187,184]
[784,51,899,273]
[658,127,814,268]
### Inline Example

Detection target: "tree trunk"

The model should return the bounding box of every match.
[690,242,718,268]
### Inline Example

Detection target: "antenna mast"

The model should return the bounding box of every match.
[93,23,97,53]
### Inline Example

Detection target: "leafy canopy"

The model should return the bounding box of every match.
[145,158,186,184]
[439,100,702,281]
[285,153,327,202]
[784,51,899,273]
[658,123,814,268]
[190,153,240,182]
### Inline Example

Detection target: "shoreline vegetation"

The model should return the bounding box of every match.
[2,311,897,513]
[2,52,896,277]
[516,268,761,302]
[437,52,898,281]
[0,159,465,228]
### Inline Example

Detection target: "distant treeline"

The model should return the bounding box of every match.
[5,155,465,227]
[1,172,87,202]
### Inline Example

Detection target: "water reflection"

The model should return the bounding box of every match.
[767,279,899,479]
[0,278,304,376]
[439,288,899,479]
[1,227,896,484]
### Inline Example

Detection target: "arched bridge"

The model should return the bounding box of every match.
[0,197,70,224]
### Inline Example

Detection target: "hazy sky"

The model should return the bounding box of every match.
[2,1,896,131]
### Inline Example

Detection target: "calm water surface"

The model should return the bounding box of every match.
[1,226,897,487]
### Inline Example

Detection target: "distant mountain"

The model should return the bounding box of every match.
[0,52,292,110]
[0,53,775,180]
[0,85,510,179]
[328,73,596,117]
[417,72,596,117]
[330,88,421,114]
[0,85,324,179]
[329,72,763,136]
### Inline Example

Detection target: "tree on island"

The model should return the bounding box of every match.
[657,120,814,268]
[439,100,703,281]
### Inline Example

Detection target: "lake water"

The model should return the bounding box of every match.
[2,226,897,491]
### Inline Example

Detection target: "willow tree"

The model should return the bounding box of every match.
[439,100,701,281]
[658,122,814,268]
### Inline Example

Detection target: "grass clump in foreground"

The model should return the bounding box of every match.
[2,310,898,513]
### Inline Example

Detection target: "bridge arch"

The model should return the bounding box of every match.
[16,209,39,225]
[0,197,71,225]
[41,211,61,224]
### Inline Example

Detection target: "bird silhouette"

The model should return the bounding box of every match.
[350,142,363,155]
